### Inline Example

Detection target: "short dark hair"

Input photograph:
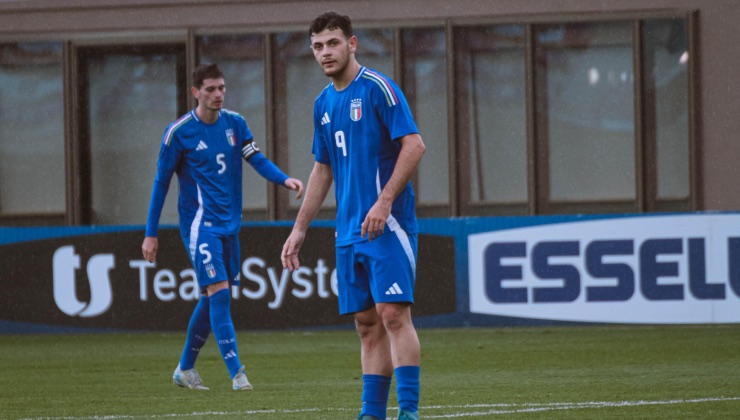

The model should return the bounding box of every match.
[192,63,224,89]
[309,11,353,40]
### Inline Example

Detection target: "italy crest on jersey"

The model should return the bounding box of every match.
[350,99,362,122]
[225,129,236,146]
[206,264,216,278]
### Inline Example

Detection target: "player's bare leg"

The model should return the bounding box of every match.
[375,303,420,367]
[355,307,393,376]
[377,302,421,420]
[355,307,393,419]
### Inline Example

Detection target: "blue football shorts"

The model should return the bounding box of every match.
[335,229,418,315]
[182,230,241,293]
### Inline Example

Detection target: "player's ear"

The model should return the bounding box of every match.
[348,35,358,53]
[191,86,199,99]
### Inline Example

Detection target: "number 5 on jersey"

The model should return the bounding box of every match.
[216,153,226,174]
[199,243,212,264]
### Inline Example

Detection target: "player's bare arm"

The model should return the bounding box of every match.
[281,162,333,270]
[361,133,426,240]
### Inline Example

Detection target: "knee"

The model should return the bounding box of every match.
[354,310,383,340]
[377,303,411,333]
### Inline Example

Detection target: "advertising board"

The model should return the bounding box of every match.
[0,226,455,331]
[468,214,740,323]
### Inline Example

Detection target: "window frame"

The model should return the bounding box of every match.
[451,11,698,217]
[0,10,699,226]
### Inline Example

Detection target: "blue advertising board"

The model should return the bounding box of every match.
[1,212,738,333]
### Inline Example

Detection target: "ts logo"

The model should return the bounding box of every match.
[52,245,115,317]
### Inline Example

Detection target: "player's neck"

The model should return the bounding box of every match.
[195,106,219,124]
[332,60,361,91]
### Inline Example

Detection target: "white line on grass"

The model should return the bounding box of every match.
[421,396,740,418]
[21,396,740,420]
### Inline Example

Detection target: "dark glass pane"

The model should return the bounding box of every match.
[88,53,179,224]
[535,22,636,204]
[643,19,690,201]
[0,42,64,217]
[456,25,528,209]
[403,28,449,213]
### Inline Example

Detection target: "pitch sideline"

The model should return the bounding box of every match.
[22,396,740,420]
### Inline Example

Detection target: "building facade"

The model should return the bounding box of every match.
[0,0,738,226]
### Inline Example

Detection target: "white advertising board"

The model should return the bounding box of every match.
[468,214,740,323]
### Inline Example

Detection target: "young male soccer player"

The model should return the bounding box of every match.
[281,11,426,420]
[142,63,303,391]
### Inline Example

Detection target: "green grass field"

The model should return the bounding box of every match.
[1,325,739,419]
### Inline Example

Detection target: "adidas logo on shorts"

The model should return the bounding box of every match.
[385,282,404,295]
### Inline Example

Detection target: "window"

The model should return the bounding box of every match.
[534,21,637,213]
[642,19,691,211]
[454,25,528,215]
[402,28,450,217]
[3,13,694,226]
[81,46,185,226]
[454,16,693,216]
[0,42,65,224]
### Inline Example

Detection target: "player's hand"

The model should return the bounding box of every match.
[285,178,305,199]
[361,199,392,241]
[142,236,159,263]
[281,229,305,271]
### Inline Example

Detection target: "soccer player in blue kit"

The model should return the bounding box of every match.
[142,63,304,391]
[281,12,426,420]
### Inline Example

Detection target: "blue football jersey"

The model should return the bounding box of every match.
[145,109,257,237]
[312,67,420,246]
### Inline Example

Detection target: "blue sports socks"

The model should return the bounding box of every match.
[395,365,421,413]
[178,295,211,370]
[361,374,392,419]
[209,288,242,378]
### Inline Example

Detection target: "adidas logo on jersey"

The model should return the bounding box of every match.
[196,140,208,150]
[385,282,404,295]
[320,112,331,125]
